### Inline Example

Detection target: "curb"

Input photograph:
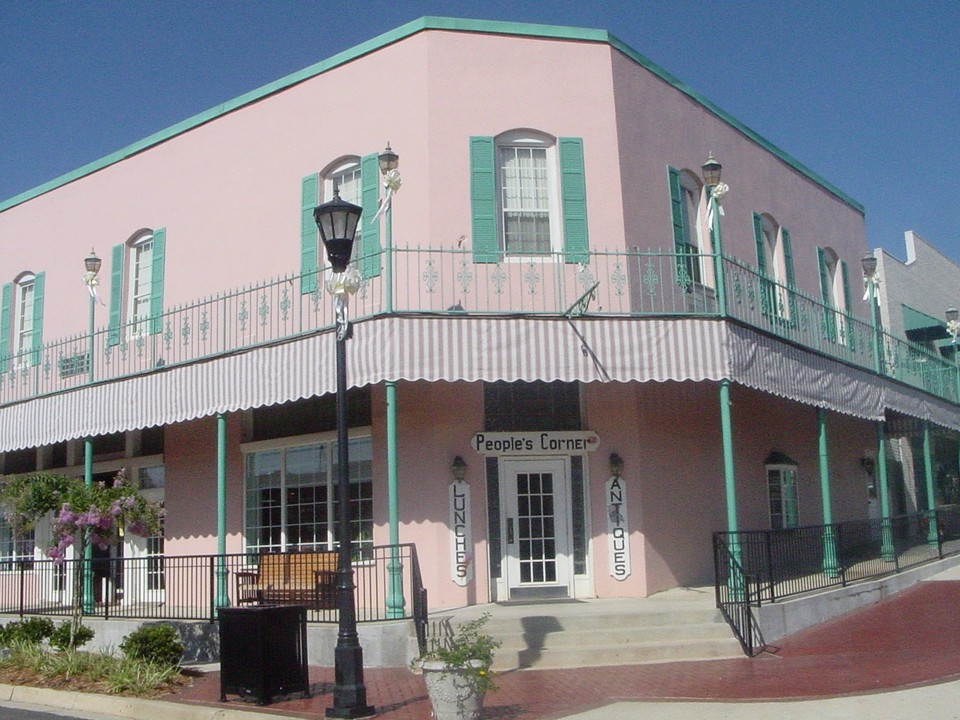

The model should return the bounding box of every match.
[0,683,300,720]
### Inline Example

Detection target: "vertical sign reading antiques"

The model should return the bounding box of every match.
[606,475,631,580]
[449,480,473,585]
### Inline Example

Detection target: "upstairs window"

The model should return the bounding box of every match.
[817,247,852,345]
[668,167,710,287]
[300,153,382,294]
[470,132,588,263]
[108,229,166,346]
[0,271,45,370]
[753,213,795,320]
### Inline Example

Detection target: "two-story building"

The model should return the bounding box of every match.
[1,18,957,633]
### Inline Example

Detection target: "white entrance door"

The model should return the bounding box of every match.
[502,458,571,600]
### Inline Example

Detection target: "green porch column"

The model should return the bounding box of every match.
[818,408,839,576]
[83,439,94,613]
[719,379,743,596]
[876,422,895,561]
[215,413,230,608]
[922,422,939,547]
[380,149,405,618]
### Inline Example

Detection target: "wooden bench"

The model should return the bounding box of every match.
[236,551,338,609]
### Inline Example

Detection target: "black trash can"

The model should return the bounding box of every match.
[219,605,310,705]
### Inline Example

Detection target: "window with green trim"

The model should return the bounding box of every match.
[817,247,852,346]
[300,153,381,293]
[668,167,710,288]
[0,271,45,370]
[470,132,588,263]
[753,213,795,321]
[767,462,799,530]
[107,229,166,346]
[0,515,33,571]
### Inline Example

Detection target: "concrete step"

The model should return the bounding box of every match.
[426,594,743,670]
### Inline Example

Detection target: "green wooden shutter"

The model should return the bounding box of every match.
[559,137,588,263]
[817,247,836,342]
[841,259,854,350]
[782,228,796,322]
[107,243,124,347]
[149,228,166,336]
[300,174,319,294]
[753,213,767,274]
[668,166,691,285]
[30,272,45,366]
[753,213,771,316]
[0,283,11,373]
[360,152,381,278]
[781,229,795,287]
[470,136,499,263]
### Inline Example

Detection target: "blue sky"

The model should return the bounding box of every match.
[2,1,958,262]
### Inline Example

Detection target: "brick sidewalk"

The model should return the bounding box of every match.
[167,580,960,719]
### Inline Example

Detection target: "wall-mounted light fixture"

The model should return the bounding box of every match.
[609,453,624,478]
[451,455,467,483]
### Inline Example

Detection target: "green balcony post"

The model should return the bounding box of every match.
[379,143,405,618]
[861,255,882,374]
[82,438,94,614]
[818,408,839,576]
[719,379,743,597]
[215,412,230,608]
[876,422,895,562]
[922,421,939,547]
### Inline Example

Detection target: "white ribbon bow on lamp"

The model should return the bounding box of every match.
[82,272,105,305]
[706,182,729,228]
[371,169,402,223]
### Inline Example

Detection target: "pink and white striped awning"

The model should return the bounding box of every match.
[0,316,956,451]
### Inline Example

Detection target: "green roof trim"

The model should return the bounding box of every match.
[0,16,863,214]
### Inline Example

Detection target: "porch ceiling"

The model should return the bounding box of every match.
[0,316,956,452]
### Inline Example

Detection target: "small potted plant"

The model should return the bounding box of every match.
[416,613,501,720]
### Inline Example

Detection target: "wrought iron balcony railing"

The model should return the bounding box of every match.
[1,246,957,408]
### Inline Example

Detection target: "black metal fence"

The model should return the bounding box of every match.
[714,506,960,654]
[0,544,427,647]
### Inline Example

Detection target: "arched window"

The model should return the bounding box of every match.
[108,229,166,346]
[818,247,852,344]
[0,270,45,370]
[300,152,382,293]
[753,213,795,320]
[668,167,710,287]
[470,131,588,263]
[496,130,558,255]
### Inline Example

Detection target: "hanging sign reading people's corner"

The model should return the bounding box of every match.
[606,474,631,580]
[449,480,473,586]
[472,431,600,456]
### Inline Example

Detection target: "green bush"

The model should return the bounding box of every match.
[120,624,184,667]
[49,622,95,651]
[0,618,54,646]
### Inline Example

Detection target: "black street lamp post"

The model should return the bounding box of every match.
[314,190,375,719]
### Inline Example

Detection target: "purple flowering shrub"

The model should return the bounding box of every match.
[1,469,163,563]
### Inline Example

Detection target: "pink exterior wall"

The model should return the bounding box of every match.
[609,51,868,311]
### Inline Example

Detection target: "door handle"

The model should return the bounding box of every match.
[507,518,515,545]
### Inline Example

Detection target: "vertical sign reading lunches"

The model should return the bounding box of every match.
[450,480,473,586]
[606,475,631,580]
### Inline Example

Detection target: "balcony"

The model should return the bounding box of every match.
[1,247,957,408]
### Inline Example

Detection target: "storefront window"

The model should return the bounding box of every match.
[244,437,372,557]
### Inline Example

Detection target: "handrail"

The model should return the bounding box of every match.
[1,246,957,409]
[715,506,960,609]
[712,533,762,656]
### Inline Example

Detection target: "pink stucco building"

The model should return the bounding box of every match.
[1,18,958,652]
